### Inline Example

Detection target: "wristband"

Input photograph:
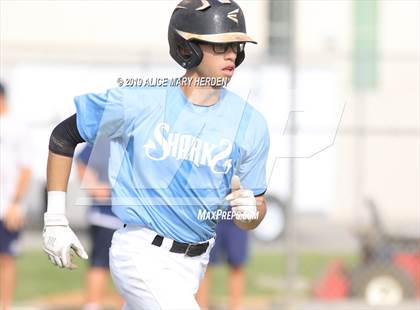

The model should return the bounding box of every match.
[44,213,69,226]
[47,191,66,214]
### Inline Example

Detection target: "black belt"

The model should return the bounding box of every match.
[151,235,209,257]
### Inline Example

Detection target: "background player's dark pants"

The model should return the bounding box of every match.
[209,219,248,267]
[89,225,116,268]
[0,220,20,256]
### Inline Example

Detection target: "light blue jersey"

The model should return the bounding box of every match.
[75,85,270,243]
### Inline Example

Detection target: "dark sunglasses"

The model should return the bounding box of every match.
[210,42,245,54]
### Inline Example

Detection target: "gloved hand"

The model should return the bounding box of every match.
[42,192,88,269]
[225,175,258,222]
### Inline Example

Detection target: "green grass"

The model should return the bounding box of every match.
[13,250,357,302]
[15,252,89,301]
[297,252,357,281]
[208,251,357,298]
[209,251,284,297]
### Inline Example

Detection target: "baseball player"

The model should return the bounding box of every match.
[75,137,123,310]
[197,213,250,310]
[0,82,32,310]
[42,1,270,309]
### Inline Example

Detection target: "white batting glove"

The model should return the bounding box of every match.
[42,191,88,269]
[225,175,259,222]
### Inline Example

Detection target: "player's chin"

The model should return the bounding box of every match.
[221,67,235,79]
[218,72,233,85]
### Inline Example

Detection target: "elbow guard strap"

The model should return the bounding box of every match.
[49,114,85,157]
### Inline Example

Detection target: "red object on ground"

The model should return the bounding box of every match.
[313,260,349,300]
[393,253,420,297]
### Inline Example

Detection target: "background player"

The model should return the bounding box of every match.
[197,216,249,310]
[0,82,32,310]
[75,136,123,310]
[42,1,270,309]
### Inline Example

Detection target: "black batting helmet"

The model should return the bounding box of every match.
[168,0,257,69]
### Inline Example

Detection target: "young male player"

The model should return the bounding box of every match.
[75,137,123,310]
[0,82,32,310]
[42,1,270,309]
[197,217,250,310]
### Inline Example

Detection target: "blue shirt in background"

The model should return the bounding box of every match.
[76,136,122,230]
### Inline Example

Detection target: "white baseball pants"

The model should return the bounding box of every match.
[109,224,215,310]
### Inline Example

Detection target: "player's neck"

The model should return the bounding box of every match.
[180,71,221,107]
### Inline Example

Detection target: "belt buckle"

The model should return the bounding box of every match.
[184,244,192,256]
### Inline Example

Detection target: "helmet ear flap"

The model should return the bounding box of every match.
[169,28,203,69]
[235,50,245,68]
[184,41,203,69]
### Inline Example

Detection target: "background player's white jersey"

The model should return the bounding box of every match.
[0,113,30,219]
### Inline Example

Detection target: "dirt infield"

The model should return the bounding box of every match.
[17,294,420,310]
[26,291,123,310]
[22,293,275,310]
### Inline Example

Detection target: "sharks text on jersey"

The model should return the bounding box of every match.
[143,122,233,174]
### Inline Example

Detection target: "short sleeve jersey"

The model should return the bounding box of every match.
[75,86,270,243]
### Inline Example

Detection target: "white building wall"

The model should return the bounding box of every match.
[0,0,267,64]
[0,1,418,231]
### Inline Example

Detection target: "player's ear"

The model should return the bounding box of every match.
[178,45,191,58]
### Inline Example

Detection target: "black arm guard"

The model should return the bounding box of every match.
[49,114,85,157]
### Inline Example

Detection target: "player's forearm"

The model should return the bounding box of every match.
[47,114,85,192]
[47,151,73,191]
[44,152,89,269]
[11,167,31,204]
[234,199,266,230]
[44,120,89,269]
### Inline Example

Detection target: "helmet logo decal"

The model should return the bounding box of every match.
[196,0,231,11]
[227,8,239,24]
[196,0,211,11]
